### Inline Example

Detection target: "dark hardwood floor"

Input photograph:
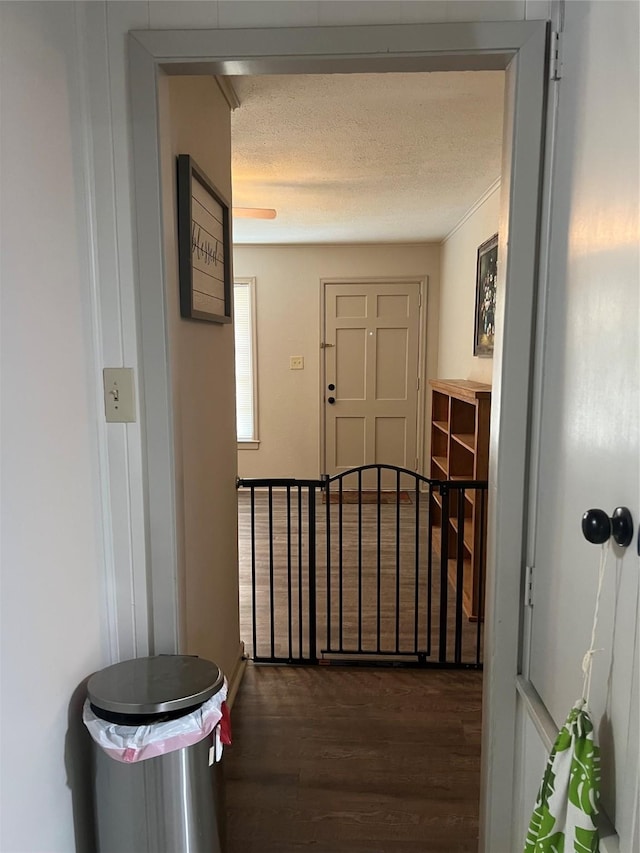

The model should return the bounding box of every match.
[225,664,483,853]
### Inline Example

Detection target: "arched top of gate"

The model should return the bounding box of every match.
[323,464,435,490]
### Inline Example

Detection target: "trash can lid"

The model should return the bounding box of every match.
[87,655,224,715]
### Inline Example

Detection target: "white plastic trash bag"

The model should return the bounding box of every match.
[84,679,228,764]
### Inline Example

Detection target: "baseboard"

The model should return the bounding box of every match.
[226,641,247,709]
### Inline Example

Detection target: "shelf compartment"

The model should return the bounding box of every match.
[431,427,448,459]
[432,456,448,476]
[433,420,449,435]
[431,391,450,426]
[447,557,473,620]
[449,517,474,553]
[451,432,476,453]
[448,441,474,479]
[450,398,476,436]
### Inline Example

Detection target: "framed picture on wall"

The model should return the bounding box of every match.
[473,233,498,357]
[177,154,232,324]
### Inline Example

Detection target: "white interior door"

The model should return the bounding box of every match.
[323,281,420,484]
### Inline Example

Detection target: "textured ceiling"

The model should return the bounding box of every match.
[230,71,504,245]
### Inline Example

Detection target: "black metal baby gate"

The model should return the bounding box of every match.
[236,464,487,669]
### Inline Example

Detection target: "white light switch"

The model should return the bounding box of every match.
[103,368,136,423]
[290,356,304,370]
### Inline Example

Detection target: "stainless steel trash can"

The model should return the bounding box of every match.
[87,655,226,853]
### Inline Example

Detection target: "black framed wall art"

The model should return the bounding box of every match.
[177,154,232,323]
[473,233,498,357]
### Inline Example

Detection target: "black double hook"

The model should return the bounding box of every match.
[581,506,634,549]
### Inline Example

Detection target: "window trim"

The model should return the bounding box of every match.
[233,276,259,449]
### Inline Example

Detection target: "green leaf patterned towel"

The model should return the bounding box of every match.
[524,700,601,853]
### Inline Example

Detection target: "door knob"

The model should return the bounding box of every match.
[327,396,336,404]
[581,506,634,548]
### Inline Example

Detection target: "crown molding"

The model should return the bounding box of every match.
[232,241,440,249]
[442,177,501,244]
[215,76,240,111]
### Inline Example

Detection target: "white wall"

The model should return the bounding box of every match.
[233,244,440,479]
[514,1,639,849]
[146,0,550,28]
[158,75,241,679]
[438,183,501,384]
[0,3,112,851]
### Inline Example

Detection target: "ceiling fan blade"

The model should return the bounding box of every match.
[232,207,277,220]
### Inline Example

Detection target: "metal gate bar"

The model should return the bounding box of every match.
[440,481,449,662]
[238,478,322,664]
[323,465,435,661]
[237,465,487,669]
[477,487,486,666]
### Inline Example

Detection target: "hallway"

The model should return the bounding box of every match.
[225,664,483,853]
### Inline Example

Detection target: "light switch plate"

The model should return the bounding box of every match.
[290,356,304,370]
[103,368,136,423]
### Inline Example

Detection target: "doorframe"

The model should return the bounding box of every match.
[127,21,549,852]
[319,276,427,478]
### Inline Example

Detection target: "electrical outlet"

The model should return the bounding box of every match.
[290,356,304,370]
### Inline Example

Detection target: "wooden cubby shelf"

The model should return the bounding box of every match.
[432,456,448,475]
[452,433,476,453]
[428,379,491,621]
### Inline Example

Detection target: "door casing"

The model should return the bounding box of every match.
[126,21,550,852]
